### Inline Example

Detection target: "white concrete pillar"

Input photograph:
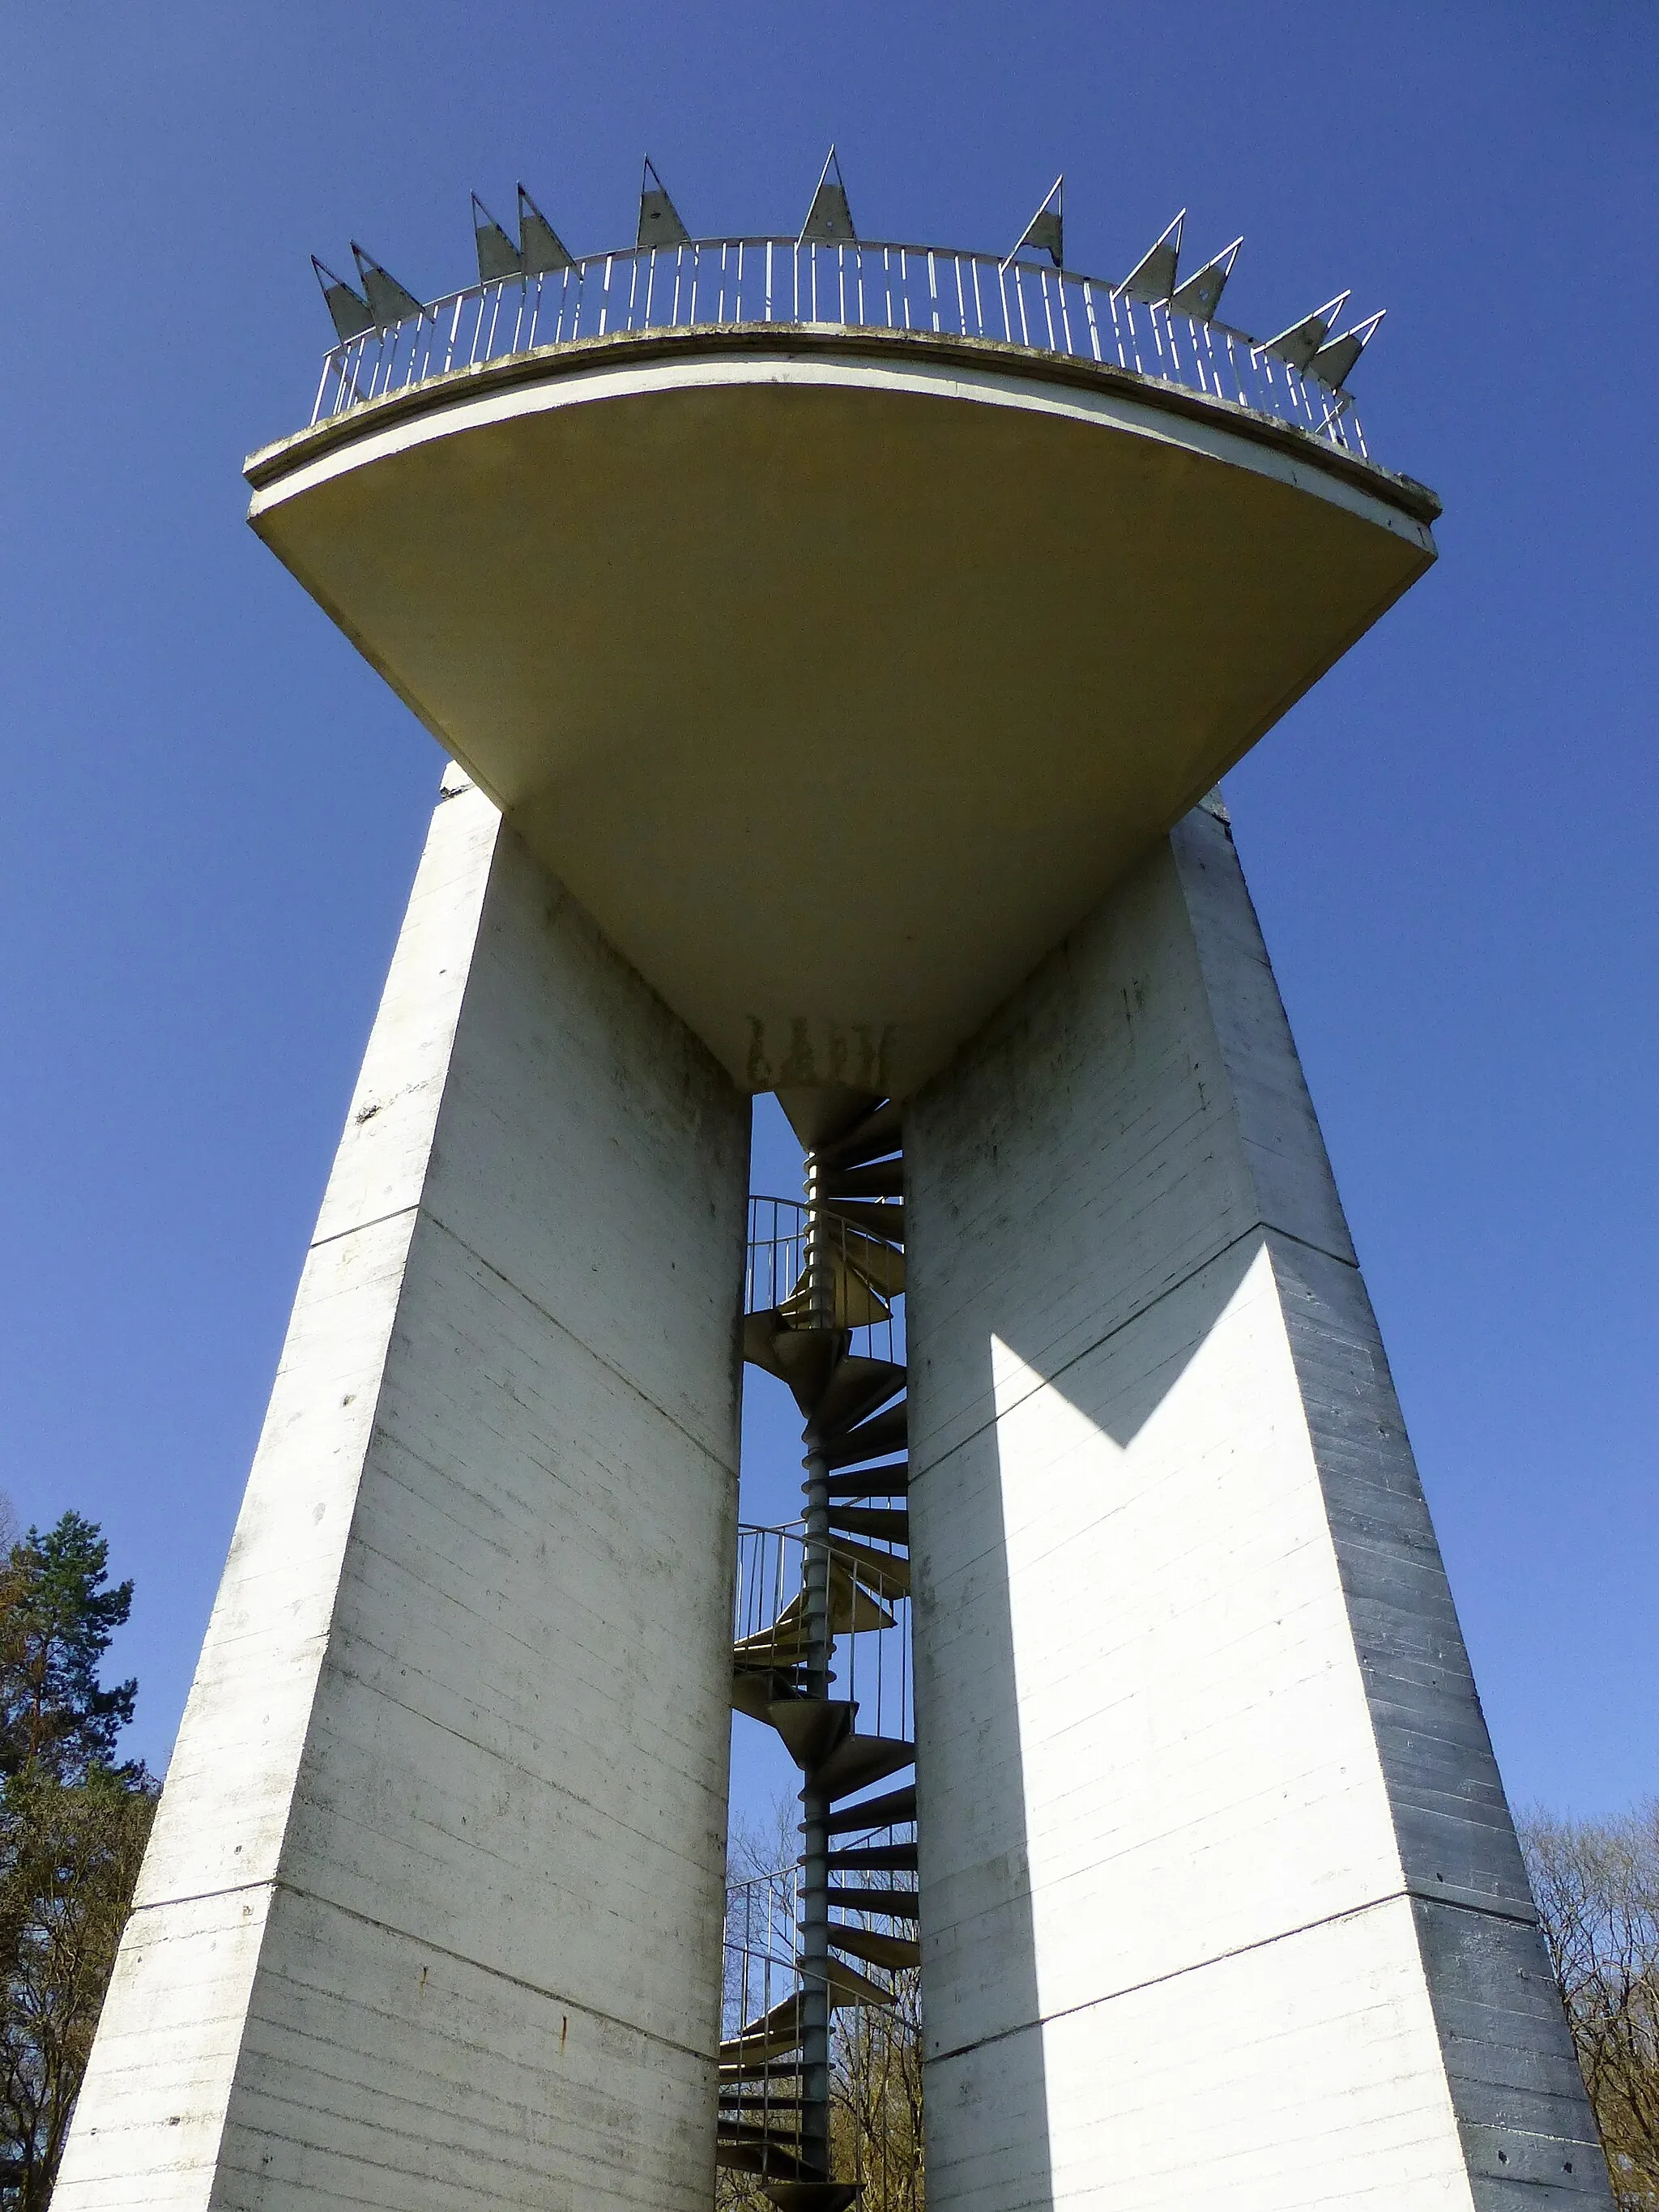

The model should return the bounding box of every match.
[57,768,748,2211]
[907,798,1609,2211]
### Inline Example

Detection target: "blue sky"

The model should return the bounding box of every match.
[0,2,1653,1823]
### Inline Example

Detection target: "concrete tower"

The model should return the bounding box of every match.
[58,170,1610,2212]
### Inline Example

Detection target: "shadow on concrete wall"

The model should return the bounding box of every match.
[915,1230,1265,2212]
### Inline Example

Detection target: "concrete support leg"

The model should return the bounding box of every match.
[57,769,749,2211]
[907,799,1610,2212]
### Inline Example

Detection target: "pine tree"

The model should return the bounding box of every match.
[0,1515,138,1785]
[0,1510,154,2206]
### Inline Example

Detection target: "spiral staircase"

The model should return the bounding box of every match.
[719,1093,915,2209]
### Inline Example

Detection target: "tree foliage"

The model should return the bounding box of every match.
[1521,1803,1659,2211]
[829,1966,923,2210]
[0,1507,154,2208]
[0,1768,155,2207]
[0,1515,137,1786]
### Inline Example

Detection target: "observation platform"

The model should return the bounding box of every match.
[246,232,1440,1099]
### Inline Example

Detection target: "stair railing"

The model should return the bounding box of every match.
[733,1524,913,1745]
[744,1196,903,1366]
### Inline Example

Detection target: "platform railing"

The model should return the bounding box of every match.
[309,236,1370,459]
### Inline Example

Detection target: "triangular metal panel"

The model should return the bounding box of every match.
[351,242,423,333]
[638,157,690,247]
[1117,211,1184,301]
[312,257,374,343]
[1169,236,1242,323]
[800,147,856,244]
[1007,174,1064,268]
[1309,309,1384,390]
[519,185,574,275]
[1260,291,1350,371]
[471,194,522,283]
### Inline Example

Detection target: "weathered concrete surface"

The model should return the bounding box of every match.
[907,800,1609,2210]
[57,768,749,2210]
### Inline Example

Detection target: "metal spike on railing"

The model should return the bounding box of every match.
[518,185,574,275]
[638,156,689,248]
[311,256,374,343]
[1310,308,1384,390]
[1170,236,1243,323]
[800,145,856,245]
[1258,291,1350,370]
[1117,210,1185,302]
[471,194,522,284]
[1004,173,1064,271]
[350,242,424,334]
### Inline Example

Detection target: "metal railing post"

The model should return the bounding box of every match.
[798,1143,834,2180]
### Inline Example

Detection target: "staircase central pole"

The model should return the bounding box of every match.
[799,1147,834,2184]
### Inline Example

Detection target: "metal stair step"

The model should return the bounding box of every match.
[829,1922,922,1971]
[820,1157,903,1199]
[757,2184,861,2212]
[734,1558,895,1667]
[715,2134,814,2181]
[826,1506,908,1544]
[721,1994,805,2068]
[769,1698,854,1771]
[819,1952,898,2005]
[719,2059,806,2083]
[823,1537,908,1600]
[740,1312,846,1414]
[824,1401,907,1469]
[825,1462,907,1500]
[731,1664,808,1724]
[812,1355,906,1442]
[821,1196,904,1243]
[816,1098,903,1170]
[810,1731,915,1800]
[775,1085,884,1153]
[821,1783,915,1835]
[829,1886,919,1920]
[834,1229,905,1300]
[826,1841,918,1872]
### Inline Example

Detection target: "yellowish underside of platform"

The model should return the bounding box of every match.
[249,347,1434,1097]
